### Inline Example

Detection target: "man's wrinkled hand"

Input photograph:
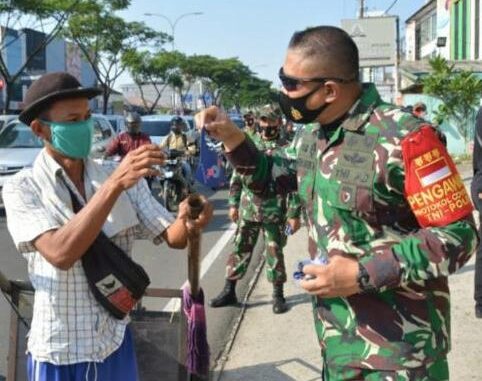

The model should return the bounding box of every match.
[300,254,360,298]
[108,145,165,191]
[183,195,213,233]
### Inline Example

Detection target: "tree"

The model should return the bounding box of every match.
[179,55,252,107]
[64,1,170,113]
[0,0,92,113]
[423,56,482,144]
[122,49,184,113]
[222,75,276,111]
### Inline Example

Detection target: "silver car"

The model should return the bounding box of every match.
[0,114,116,206]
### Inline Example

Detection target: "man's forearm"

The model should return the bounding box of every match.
[162,218,188,249]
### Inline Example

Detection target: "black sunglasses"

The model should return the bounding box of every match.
[278,67,354,91]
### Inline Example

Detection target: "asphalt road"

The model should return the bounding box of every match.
[0,183,265,379]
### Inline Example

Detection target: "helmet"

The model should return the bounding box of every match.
[125,112,141,124]
[171,116,184,126]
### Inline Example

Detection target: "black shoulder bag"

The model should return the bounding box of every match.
[69,190,150,319]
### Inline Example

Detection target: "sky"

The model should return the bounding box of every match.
[117,0,426,89]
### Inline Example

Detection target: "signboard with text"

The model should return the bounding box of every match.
[341,16,398,67]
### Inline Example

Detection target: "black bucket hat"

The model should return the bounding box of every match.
[19,72,102,125]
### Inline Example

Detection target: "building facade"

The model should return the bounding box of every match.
[402,0,482,154]
[341,15,399,103]
[120,80,206,114]
[0,26,96,111]
[405,0,482,61]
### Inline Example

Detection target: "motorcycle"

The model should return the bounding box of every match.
[158,149,191,212]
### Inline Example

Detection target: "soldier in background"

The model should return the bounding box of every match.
[243,111,258,140]
[412,101,427,119]
[210,107,301,314]
[281,120,297,142]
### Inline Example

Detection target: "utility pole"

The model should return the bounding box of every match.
[359,0,365,18]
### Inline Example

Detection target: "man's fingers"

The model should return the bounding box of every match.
[299,278,328,294]
[190,198,213,229]
[302,264,324,276]
[131,156,164,171]
[133,167,159,180]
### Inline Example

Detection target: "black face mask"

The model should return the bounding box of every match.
[172,126,182,135]
[261,126,278,140]
[127,124,140,135]
[278,85,330,124]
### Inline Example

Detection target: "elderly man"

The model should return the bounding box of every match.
[196,26,476,380]
[3,72,211,381]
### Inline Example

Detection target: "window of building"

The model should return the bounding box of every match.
[420,12,437,46]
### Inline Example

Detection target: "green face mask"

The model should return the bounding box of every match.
[41,118,94,159]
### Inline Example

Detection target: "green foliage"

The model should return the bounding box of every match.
[423,56,482,143]
[63,1,170,112]
[122,49,185,112]
[222,76,277,110]
[0,0,105,112]
[123,50,274,112]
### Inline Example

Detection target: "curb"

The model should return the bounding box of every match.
[211,256,266,381]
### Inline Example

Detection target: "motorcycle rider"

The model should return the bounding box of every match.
[160,116,196,190]
[104,111,154,188]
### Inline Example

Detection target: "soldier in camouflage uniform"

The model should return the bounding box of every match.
[197,26,477,380]
[243,111,258,140]
[210,107,302,314]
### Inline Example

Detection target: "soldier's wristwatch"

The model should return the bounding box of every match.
[357,263,377,294]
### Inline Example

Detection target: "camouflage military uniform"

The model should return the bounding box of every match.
[227,136,301,285]
[226,83,477,380]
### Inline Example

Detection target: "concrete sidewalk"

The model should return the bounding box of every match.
[213,225,482,381]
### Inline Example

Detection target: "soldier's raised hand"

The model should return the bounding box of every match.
[195,106,245,151]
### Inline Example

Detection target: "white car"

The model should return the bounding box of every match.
[141,114,198,146]
[0,114,19,133]
[105,114,126,134]
[0,114,116,207]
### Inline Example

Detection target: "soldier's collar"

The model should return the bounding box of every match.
[340,83,380,132]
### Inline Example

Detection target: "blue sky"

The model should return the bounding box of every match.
[117,0,426,88]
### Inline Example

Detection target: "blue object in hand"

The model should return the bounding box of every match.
[293,253,329,282]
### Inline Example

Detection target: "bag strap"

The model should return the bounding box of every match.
[68,187,83,213]
[66,187,111,243]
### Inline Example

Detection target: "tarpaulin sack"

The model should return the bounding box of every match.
[69,191,151,319]
[401,124,473,227]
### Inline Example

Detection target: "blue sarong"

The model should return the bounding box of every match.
[27,326,139,381]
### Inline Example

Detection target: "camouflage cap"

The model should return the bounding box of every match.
[256,105,282,121]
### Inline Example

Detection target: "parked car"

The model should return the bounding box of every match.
[105,114,126,134]
[0,114,19,132]
[141,115,198,146]
[0,114,116,206]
